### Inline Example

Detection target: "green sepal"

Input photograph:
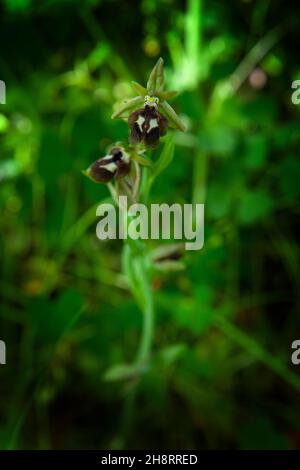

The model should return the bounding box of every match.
[147,57,164,95]
[131,153,154,169]
[157,90,178,100]
[111,95,143,119]
[159,100,186,132]
[155,57,165,91]
[131,81,147,96]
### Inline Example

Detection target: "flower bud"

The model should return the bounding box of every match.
[150,243,185,272]
[85,146,131,183]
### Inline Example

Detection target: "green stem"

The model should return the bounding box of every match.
[119,240,154,448]
[122,231,154,369]
[134,259,154,367]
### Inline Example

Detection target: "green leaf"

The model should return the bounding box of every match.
[243,135,268,169]
[198,125,237,157]
[152,135,175,181]
[72,108,103,160]
[174,285,216,334]
[238,189,274,225]
[142,136,175,201]
[278,155,300,200]
[158,344,186,366]
[4,0,31,12]
[27,289,83,344]
[103,363,143,382]
[37,130,71,183]
[208,183,233,219]
[239,417,291,450]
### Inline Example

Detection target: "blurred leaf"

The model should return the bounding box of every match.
[0,160,22,181]
[4,0,31,12]
[174,285,216,334]
[274,121,300,149]
[152,135,174,181]
[238,189,274,225]
[208,183,232,218]
[103,363,142,382]
[239,417,291,450]
[27,289,83,343]
[278,155,300,200]
[72,108,104,161]
[37,130,71,183]
[262,54,283,76]
[243,134,268,169]
[158,344,186,366]
[0,114,9,133]
[198,125,237,156]
[241,96,278,126]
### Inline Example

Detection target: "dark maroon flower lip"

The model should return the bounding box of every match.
[128,104,168,149]
[85,146,131,184]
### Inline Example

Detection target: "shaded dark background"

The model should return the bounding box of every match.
[1,0,300,450]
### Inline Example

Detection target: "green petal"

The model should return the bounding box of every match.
[155,57,164,91]
[147,57,164,95]
[159,100,186,132]
[157,90,178,100]
[111,96,144,119]
[131,81,147,96]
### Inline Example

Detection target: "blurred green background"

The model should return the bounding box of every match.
[1,0,300,450]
